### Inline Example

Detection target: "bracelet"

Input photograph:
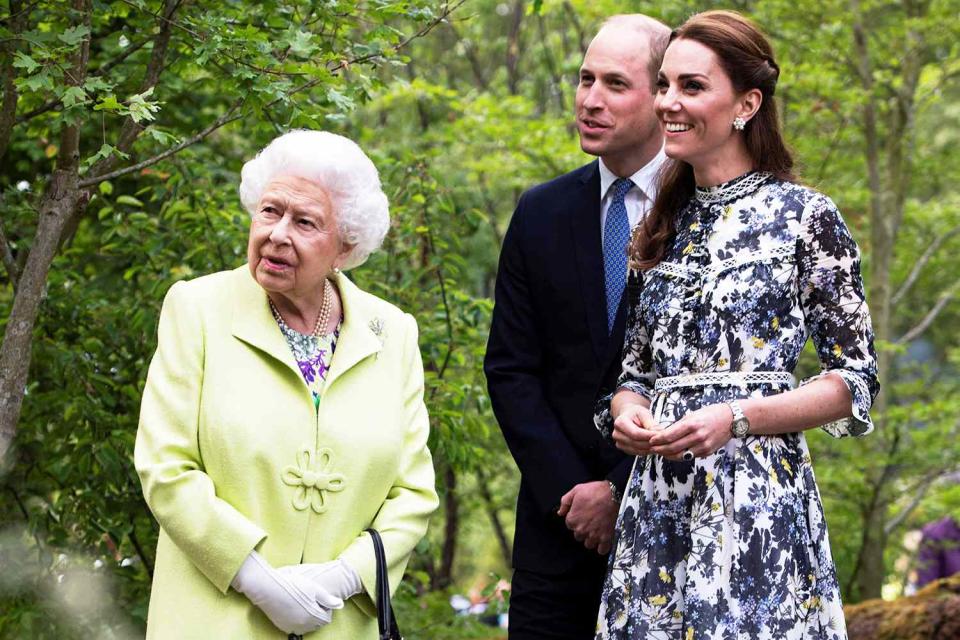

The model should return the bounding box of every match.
[607,480,623,504]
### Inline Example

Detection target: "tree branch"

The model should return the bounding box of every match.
[0,211,19,290]
[77,0,464,189]
[0,0,92,462]
[14,37,151,126]
[77,97,245,188]
[897,280,960,344]
[444,20,489,90]
[892,224,960,304]
[86,0,183,181]
[0,0,27,161]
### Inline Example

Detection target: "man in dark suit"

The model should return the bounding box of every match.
[484,15,671,639]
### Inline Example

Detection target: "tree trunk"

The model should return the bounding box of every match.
[0,0,90,460]
[435,465,459,589]
[847,0,926,600]
[476,468,512,568]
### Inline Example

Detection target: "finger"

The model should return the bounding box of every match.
[648,421,696,447]
[613,422,657,450]
[652,431,705,458]
[633,407,659,431]
[597,541,611,555]
[557,488,575,516]
[613,437,650,457]
[313,588,344,610]
[615,415,656,439]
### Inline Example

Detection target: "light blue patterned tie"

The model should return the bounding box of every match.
[603,178,634,332]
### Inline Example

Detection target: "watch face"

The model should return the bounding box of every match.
[732,419,750,437]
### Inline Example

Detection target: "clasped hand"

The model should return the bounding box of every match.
[233,552,361,635]
[612,403,733,460]
[557,480,617,555]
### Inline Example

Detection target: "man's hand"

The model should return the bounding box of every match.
[557,481,618,555]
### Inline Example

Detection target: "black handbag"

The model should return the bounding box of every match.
[365,528,402,640]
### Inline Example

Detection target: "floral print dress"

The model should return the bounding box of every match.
[274,315,340,411]
[594,172,879,640]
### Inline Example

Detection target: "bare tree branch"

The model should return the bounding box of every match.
[892,224,960,304]
[445,20,489,90]
[897,280,960,344]
[561,0,588,55]
[885,466,960,536]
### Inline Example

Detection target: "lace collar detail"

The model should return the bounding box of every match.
[694,171,773,205]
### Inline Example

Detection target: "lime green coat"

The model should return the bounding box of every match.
[135,266,439,639]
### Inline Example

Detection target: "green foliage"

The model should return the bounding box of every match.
[2,0,960,635]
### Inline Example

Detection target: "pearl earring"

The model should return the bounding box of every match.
[733,116,746,131]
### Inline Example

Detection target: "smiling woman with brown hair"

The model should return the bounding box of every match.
[135,130,438,639]
[594,11,879,639]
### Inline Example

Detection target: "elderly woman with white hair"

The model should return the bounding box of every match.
[135,130,439,638]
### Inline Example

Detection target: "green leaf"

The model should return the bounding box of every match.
[61,86,88,108]
[58,25,90,46]
[287,30,317,58]
[116,195,144,207]
[12,51,40,72]
[18,69,52,93]
[126,88,160,123]
[93,94,124,113]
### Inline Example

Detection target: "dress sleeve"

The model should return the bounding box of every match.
[135,282,267,593]
[796,194,880,437]
[594,269,657,441]
[338,313,439,618]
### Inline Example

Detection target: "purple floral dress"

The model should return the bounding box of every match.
[594,172,879,640]
[274,317,340,410]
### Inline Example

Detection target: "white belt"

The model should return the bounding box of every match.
[654,371,795,392]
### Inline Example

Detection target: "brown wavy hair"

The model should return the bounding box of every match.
[629,10,797,270]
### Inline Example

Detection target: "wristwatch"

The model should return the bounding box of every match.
[728,400,750,438]
[607,480,623,504]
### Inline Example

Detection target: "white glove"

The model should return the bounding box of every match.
[231,551,343,634]
[279,559,364,601]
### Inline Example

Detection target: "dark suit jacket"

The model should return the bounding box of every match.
[484,160,632,574]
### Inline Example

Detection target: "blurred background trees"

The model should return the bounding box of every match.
[0,0,958,637]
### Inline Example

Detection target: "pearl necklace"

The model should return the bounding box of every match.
[269,279,335,338]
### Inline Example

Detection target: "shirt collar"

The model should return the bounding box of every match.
[598,147,667,201]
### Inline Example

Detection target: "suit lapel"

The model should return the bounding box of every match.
[569,161,608,364]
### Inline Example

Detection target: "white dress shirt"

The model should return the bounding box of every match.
[599,149,667,242]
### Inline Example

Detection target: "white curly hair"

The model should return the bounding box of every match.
[238,130,390,270]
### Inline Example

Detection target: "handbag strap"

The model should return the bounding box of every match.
[365,528,402,640]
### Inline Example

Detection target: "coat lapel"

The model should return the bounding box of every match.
[323,272,383,389]
[230,266,303,380]
[229,267,382,387]
[569,161,608,364]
